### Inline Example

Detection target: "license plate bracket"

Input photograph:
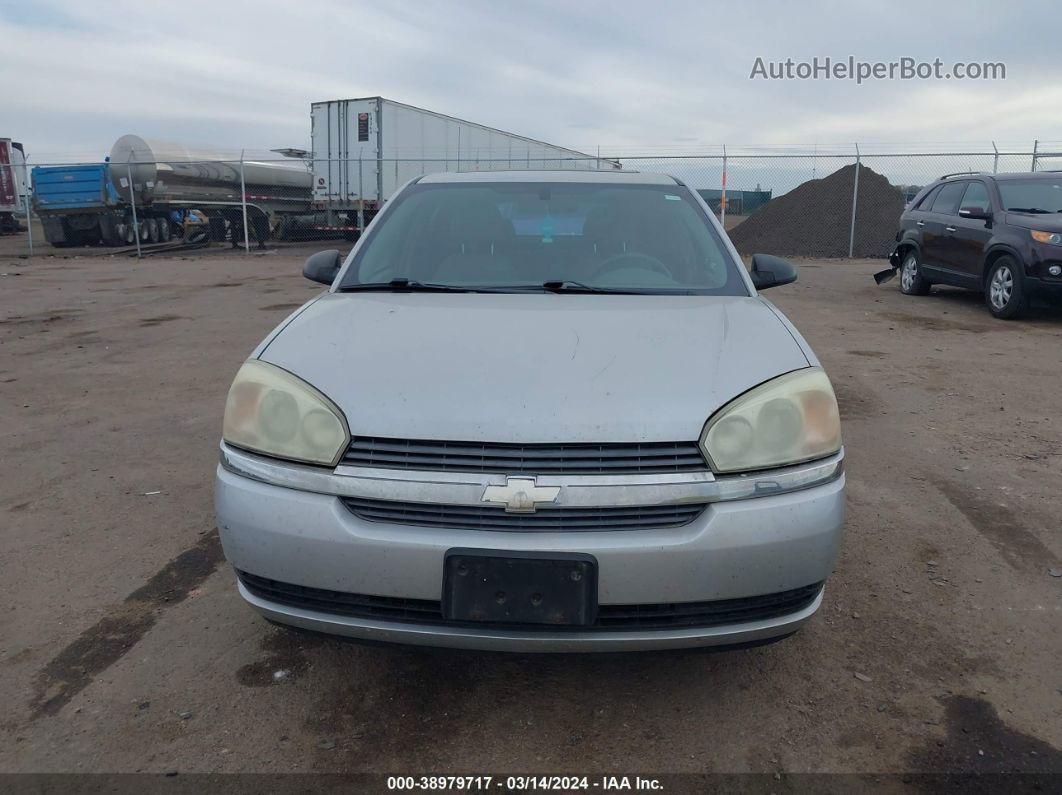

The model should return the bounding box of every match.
[443,549,598,626]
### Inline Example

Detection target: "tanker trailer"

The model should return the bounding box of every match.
[107,135,315,246]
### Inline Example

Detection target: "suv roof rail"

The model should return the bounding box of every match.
[938,171,989,180]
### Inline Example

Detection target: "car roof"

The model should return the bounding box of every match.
[989,172,1062,182]
[937,172,1062,183]
[417,169,680,185]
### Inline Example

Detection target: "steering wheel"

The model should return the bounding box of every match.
[591,252,672,280]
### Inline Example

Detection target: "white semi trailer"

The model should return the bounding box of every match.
[311,97,619,234]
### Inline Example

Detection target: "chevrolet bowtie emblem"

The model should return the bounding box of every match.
[481,477,560,513]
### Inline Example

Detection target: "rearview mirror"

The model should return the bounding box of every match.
[303,249,342,285]
[958,206,992,221]
[750,253,797,290]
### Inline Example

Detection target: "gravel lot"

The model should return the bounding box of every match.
[1,244,1059,783]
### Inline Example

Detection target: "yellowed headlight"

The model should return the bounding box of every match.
[700,367,842,473]
[222,360,349,466]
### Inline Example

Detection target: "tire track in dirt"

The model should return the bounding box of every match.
[929,478,1060,574]
[28,530,224,719]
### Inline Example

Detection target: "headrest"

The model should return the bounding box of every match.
[582,205,628,241]
[449,200,514,247]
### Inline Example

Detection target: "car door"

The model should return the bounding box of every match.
[901,184,940,250]
[920,180,968,275]
[949,180,994,281]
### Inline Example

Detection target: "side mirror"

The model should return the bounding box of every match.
[958,206,992,221]
[750,253,797,290]
[303,249,342,285]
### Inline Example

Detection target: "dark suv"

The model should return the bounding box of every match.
[886,172,1062,318]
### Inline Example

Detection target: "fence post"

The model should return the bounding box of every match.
[720,145,728,227]
[239,150,250,254]
[992,141,999,174]
[357,152,365,233]
[848,143,860,259]
[22,156,33,257]
[126,158,141,259]
[1031,139,1039,172]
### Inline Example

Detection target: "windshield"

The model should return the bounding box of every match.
[998,179,1062,213]
[340,182,748,295]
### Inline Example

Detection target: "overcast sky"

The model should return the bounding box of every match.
[3,0,1060,164]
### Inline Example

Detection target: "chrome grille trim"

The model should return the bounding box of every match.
[220,443,844,509]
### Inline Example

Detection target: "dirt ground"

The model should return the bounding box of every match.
[1,242,1059,786]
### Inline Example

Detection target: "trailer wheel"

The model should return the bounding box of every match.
[138,221,150,243]
[158,218,172,243]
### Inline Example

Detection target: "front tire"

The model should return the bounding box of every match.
[899,251,931,295]
[986,256,1028,319]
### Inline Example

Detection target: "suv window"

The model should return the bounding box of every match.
[930,181,968,215]
[915,185,942,209]
[960,182,991,213]
[998,179,1062,213]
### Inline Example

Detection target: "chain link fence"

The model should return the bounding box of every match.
[3,142,1059,260]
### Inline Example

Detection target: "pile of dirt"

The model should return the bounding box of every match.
[728,163,904,258]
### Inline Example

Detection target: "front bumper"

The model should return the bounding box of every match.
[1023,275,1062,300]
[236,576,826,652]
[216,446,845,652]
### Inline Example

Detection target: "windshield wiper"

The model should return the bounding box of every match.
[1007,207,1052,214]
[339,278,483,293]
[340,278,646,294]
[541,280,642,294]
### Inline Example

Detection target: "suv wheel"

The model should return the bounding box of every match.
[899,251,931,295]
[986,256,1028,319]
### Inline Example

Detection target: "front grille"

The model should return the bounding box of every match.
[237,571,823,631]
[342,436,707,474]
[341,497,706,531]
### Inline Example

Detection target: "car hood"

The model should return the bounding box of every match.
[259,293,810,443]
[1004,212,1062,231]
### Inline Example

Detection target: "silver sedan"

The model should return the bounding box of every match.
[216,170,845,652]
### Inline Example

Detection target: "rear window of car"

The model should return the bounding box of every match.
[343,182,749,295]
[929,181,968,215]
